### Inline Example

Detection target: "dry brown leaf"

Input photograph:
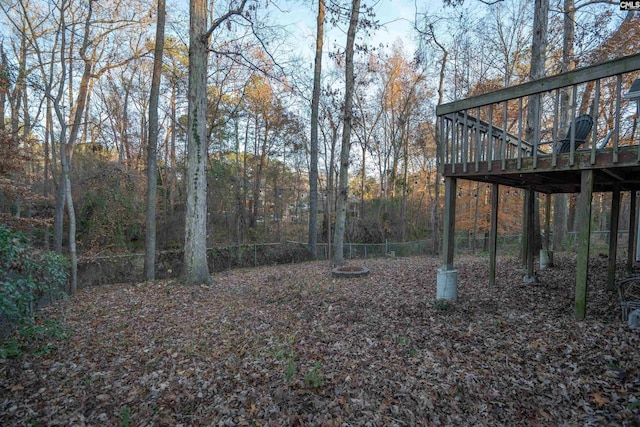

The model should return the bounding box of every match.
[1,254,639,426]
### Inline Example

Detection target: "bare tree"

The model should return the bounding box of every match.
[6,0,153,292]
[552,0,575,251]
[308,0,325,259]
[523,0,548,278]
[332,0,360,265]
[145,0,165,281]
[184,0,248,285]
[0,45,6,132]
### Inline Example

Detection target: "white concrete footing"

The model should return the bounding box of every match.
[437,268,458,301]
[540,250,554,269]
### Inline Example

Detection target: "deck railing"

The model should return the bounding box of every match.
[436,54,640,175]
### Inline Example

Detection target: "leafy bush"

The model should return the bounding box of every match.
[75,162,145,253]
[0,318,69,358]
[0,225,69,332]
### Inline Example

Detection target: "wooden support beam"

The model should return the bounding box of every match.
[614,75,622,164]
[489,183,499,286]
[442,176,457,270]
[629,191,637,273]
[637,191,640,263]
[575,170,594,320]
[526,189,537,280]
[487,106,493,172]
[522,192,529,270]
[544,194,551,250]
[607,185,621,290]
[601,168,625,182]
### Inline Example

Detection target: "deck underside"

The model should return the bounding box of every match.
[443,145,640,193]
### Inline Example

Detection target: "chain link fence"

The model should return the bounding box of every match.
[452,230,637,256]
[77,230,638,287]
[311,239,435,261]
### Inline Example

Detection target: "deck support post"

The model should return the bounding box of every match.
[607,184,621,290]
[540,193,554,269]
[628,191,637,272]
[524,189,539,283]
[489,184,499,286]
[437,176,458,300]
[522,193,528,270]
[575,169,594,320]
[637,191,640,262]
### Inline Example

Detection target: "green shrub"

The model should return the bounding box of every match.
[304,361,324,388]
[1,318,69,358]
[76,164,145,253]
[120,405,132,427]
[0,225,69,331]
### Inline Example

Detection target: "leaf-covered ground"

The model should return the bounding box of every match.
[2,253,640,426]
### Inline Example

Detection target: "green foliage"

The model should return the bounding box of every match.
[21,318,68,341]
[0,318,69,358]
[434,300,451,311]
[304,361,324,388]
[0,225,68,337]
[0,338,20,358]
[270,334,299,385]
[76,162,145,253]
[284,361,297,384]
[120,405,132,427]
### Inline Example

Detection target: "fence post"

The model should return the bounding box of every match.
[385,239,389,255]
[254,244,257,266]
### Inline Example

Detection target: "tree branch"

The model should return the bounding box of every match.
[204,0,249,41]
[575,0,619,8]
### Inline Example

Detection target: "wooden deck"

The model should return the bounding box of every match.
[442,145,640,193]
[437,54,640,192]
[435,53,640,320]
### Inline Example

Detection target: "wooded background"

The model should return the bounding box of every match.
[0,0,637,281]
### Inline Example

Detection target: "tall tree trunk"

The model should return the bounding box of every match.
[553,0,576,251]
[250,116,261,229]
[233,115,244,245]
[54,160,65,253]
[241,117,250,240]
[184,0,212,285]
[63,1,97,295]
[323,119,338,259]
[432,30,448,255]
[0,45,6,131]
[183,0,247,283]
[308,0,324,259]
[524,0,548,265]
[169,84,177,210]
[332,0,360,265]
[51,0,95,294]
[20,29,30,140]
[61,144,77,294]
[10,30,26,136]
[400,122,409,241]
[145,0,165,281]
[43,97,52,249]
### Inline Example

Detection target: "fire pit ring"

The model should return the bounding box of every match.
[331,265,370,278]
